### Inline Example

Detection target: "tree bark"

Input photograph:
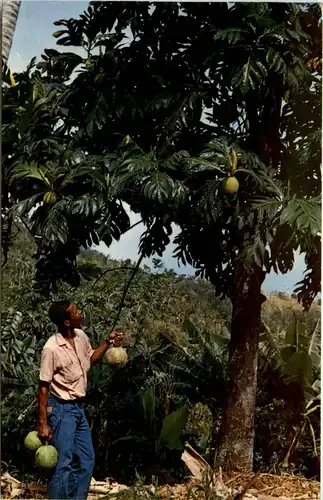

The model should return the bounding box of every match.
[1,0,21,62]
[217,264,266,471]
[215,70,283,473]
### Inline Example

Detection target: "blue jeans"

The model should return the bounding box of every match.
[47,395,95,500]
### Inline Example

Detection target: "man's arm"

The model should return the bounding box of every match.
[38,381,52,440]
[90,331,123,366]
[38,347,54,440]
[90,338,110,366]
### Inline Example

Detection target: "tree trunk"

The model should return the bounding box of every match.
[1,0,21,62]
[217,264,266,471]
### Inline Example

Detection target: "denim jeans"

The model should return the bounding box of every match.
[46,395,95,500]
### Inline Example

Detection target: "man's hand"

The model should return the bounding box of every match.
[109,330,124,347]
[38,422,53,441]
[91,330,124,366]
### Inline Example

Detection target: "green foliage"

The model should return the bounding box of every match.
[1,308,38,389]
[159,407,189,451]
[186,403,213,455]
[141,387,156,433]
[1,230,320,481]
[0,230,228,481]
[1,0,321,476]
[2,2,321,310]
[256,318,320,474]
[260,319,321,403]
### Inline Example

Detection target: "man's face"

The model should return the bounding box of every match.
[65,303,83,328]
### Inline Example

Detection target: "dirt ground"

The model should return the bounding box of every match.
[156,473,320,499]
[1,471,320,499]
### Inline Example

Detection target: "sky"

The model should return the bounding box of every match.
[8,0,308,294]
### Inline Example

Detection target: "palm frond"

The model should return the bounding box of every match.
[280,197,321,236]
[36,200,69,245]
[10,162,51,186]
[266,48,286,74]
[214,27,249,44]
[11,193,44,217]
[232,57,268,94]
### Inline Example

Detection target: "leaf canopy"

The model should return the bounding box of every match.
[2,2,321,307]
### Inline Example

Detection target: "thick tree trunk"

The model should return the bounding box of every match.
[216,69,283,473]
[217,264,266,471]
[1,0,21,62]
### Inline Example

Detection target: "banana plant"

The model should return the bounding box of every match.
[259,318,321,466]
[112,391,189,454]
[282,395,320,468]
[260,318,320,399]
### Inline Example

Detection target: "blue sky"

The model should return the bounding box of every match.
[9,1,307,294]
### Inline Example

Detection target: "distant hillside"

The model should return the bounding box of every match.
[1,229,320,338]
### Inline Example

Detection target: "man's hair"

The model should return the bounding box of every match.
[48,300,71,327]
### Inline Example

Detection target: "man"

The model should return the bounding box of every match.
[38,300,123,500]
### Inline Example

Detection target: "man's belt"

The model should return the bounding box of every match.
[50,394,85,405]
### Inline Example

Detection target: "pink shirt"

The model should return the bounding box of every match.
[39,329,94,400]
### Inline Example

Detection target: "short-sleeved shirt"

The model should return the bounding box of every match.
[39,329,95,400]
